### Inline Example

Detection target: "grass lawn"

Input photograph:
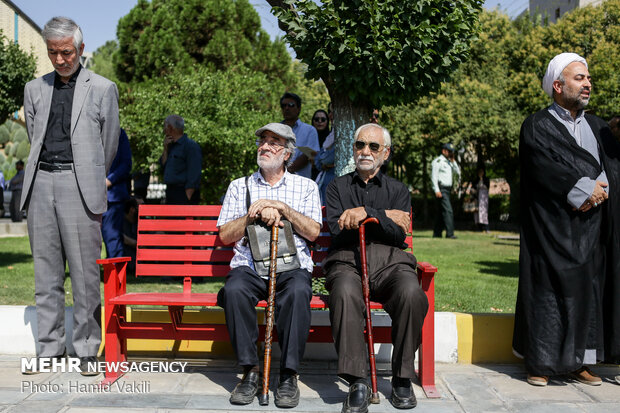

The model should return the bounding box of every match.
[0,230,519,313]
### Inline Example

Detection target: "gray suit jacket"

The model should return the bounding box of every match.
[21,67,120,214]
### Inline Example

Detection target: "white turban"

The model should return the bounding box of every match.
[542,53,588,98]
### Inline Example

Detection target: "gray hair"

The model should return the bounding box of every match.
[42,17,83,51]
[164,115,185,132]
[354,123,391,148]
[284,138,295,167]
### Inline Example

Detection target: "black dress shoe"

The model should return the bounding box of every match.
[390,377,417,409]
[275,374,300,408]
[447,235,458,239]
[230,371,259,405]
[79,356,100,376]
[342,382,370,413]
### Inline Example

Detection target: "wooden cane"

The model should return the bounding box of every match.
[359,217,380,404]
[258,224,279,406]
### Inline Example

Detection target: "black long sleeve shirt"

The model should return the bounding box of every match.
[39,66,81,163]
[325,170,411,250]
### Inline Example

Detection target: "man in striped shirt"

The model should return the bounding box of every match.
[217,123,322,408]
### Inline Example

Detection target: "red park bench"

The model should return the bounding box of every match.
[97,204,439,397]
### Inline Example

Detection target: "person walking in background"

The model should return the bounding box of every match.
[314,103,336,205]
[20,16,119,374]
[513,52,619,387]
[8,160,24,222]
[279,92,319,178]
[160,114,202,205]
[470,166,490,233]
[102,129,132,258]
[431,143,460,239]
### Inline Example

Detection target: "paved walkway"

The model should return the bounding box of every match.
[1,356,619,412]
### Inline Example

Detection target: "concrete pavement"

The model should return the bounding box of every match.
[1,356,619,412]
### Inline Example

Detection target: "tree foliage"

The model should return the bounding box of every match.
[268,0,484,173]
[120,66,286,203]
[383,2,620,223]
[0,30,37,122]
[116,0,292,83]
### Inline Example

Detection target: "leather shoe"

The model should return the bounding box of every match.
[230,371,259,405]
[79,356,100,376]
[526,374,548,386]
[570,366,602,386]
[275,374,300,408]
[390,377,417,409]
[342,382,370,413]
[447,235,458,239]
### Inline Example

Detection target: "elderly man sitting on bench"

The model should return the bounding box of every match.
[216,123,322,408]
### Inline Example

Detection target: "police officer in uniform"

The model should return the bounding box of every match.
[431,143,460,239]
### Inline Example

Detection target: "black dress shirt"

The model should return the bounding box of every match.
[39,65,82,163]
[325,170,411,250]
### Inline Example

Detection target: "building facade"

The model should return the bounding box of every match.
[0,0,53,78]
[529,0,604,24]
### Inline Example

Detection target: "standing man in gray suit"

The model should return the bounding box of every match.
[21,17,119,375]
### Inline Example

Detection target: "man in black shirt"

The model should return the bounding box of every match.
[325,123,428,412]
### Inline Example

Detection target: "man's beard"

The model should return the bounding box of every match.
[355,154,383,171]
[257,150,286,172]
[55,61,80,78]
[564,85,590,110]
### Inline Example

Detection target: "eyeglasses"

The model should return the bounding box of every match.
[313,117,327,122]
[280,102,296,108]
[256,139,286,151]
[354,140,384,152]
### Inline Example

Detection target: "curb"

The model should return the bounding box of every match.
[0,306,518,364]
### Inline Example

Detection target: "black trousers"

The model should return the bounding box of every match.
[325,244,428,380]
[10,189,22,222]
[433,186,454,237]
[217,265,312,371]
[165,184,199,205]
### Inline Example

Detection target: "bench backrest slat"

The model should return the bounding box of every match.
[135,204,413,279]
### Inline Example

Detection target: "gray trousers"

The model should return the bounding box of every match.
[325,245,428,380]
[27,168,102,358]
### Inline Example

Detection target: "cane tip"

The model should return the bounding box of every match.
[257,394,269,405]
[370,393,380,404]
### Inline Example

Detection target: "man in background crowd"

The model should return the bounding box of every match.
[8,160,24,222]
[280,92,319,178]
[160,114,202,204]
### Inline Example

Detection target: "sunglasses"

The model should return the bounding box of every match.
[280,102,296,108]
[313,117,327,122]
[354,141,384,152]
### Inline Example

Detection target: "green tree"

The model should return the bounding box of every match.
[90,40,120,84]
[116,0,292,83]
[0,30,37,122]
[120,66,285,202]
[268,0,483,173]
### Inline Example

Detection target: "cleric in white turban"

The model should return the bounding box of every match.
[541,52,588,98]
[513,51,620,388]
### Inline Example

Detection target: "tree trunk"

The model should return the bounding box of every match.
[327,86,372,176]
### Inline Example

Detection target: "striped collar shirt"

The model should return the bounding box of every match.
[217,170,322,273]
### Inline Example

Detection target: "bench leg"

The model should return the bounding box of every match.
[101,261,128,385]
[418,265,440,398]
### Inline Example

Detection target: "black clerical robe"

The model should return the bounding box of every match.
[513,108,619,375]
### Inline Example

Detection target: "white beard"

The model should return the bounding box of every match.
[257,150,286,172]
